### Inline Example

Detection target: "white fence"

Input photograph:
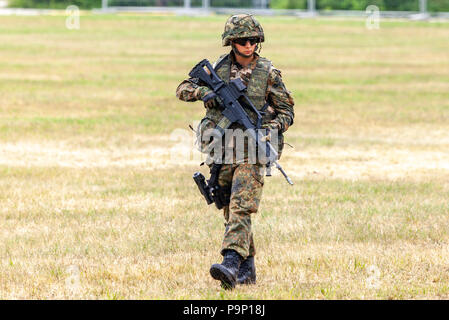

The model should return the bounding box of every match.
[97,0,449,19]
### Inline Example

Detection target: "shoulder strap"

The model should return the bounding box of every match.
[255,57,272,74]
[246,56,271,110]
[213,54,230,72]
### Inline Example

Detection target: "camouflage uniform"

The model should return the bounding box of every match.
[176,15,294,284]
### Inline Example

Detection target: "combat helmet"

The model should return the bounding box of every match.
[222,14,265,47]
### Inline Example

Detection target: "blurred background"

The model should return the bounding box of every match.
[3,0,449,15]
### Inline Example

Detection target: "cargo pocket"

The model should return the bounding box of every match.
[251,165,265,187]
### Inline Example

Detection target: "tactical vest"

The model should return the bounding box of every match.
[205,53,271,126]
[198,53,285,159]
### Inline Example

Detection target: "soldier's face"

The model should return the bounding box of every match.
[232,39,257,57]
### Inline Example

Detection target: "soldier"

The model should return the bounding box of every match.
[176,14,294,289]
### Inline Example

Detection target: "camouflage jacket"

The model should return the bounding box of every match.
[176,51,295,133]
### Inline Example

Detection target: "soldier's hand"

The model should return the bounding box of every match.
[261,122,281,142]
[195,86,217,109]
[201,91,218,109]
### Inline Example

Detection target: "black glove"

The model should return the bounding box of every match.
[202,91,218,109]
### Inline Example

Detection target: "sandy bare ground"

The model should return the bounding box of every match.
[1,135,448,181]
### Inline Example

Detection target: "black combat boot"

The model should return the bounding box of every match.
[237,256,256,285]
[210,249,243,290]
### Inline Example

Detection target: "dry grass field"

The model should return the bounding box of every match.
[0,14,448,299]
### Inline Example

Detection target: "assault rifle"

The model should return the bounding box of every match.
[190,59,293,208]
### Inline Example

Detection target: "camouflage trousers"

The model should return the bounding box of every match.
[217,163,264,259]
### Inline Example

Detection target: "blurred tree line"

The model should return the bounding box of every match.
[9,0,101,8]
[8,0,449,11]
[270,0,449,11]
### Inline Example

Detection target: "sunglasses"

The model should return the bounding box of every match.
[233,37,260,46]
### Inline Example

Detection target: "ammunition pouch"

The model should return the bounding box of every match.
[195,117,217,154]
